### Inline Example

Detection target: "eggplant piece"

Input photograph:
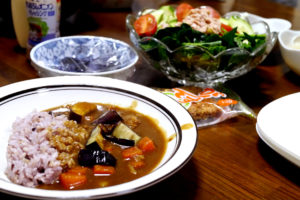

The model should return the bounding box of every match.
[92,110,122,125]
[86,141,102,151]
[112,122,141,144]
[103,134,135,147]
[69,102,97,123]
[88,123,134,147]
[78,149,116,167]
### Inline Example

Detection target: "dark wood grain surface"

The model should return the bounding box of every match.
[1,0,300,199]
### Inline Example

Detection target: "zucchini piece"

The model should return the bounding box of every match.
[112,122,141,144]
[86,125,105,149]
[70,102,97,123]
[96,132,105,149]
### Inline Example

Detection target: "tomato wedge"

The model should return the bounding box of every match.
[201,5,221,19]
[134,14,157,37]
[221,23,233,34]
[176,3,193,22]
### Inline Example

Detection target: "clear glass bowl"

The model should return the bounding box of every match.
[126,11,277,87]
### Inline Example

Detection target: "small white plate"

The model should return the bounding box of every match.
[256,92,300,166]
[0,76,197,199]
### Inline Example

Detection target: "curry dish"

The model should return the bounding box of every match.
[44,102,167,190]
[6,102,167,190]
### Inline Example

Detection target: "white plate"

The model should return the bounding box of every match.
[0,76,197,199]
[256,92,300,166]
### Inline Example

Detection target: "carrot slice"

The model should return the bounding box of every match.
[67,166,88,175]
[138,137,156,152]
[93,165,115,175]
[60,172,87,189]
[129,160,145,169]
[122,146,143,159]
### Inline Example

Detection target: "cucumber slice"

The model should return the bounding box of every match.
[159,5,177,26]
[112,122,141,144]
[220,17,230,25]
[228,16,254,35]
[141,5,177,30]
[152,10,165,24]
[159,5,176,19]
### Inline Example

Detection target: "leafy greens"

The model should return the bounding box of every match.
[139,23,267,72]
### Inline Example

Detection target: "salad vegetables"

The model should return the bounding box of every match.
[132,3,267,73]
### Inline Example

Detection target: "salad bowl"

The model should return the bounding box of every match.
[126,9,281,87]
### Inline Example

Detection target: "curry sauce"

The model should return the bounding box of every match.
[38,102,167,190]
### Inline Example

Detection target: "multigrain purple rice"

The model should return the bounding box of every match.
[5,110,89,187]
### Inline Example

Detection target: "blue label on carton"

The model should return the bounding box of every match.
[26,0,60,47]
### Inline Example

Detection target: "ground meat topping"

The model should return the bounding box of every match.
[47,120,90,169]
[179,7,221,34]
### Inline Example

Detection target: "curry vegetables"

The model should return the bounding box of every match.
[6,102,167,190]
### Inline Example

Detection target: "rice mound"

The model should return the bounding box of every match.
[5,111,68,187]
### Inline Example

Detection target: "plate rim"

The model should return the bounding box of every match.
[256,92,300,167]
[0,76,198,199]
[256,123,300,167]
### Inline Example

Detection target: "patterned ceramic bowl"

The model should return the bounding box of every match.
[30,36,138,80]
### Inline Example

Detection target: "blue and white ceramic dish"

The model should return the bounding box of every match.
[30,36,138,80]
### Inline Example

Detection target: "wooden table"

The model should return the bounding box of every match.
[1,0,300,199]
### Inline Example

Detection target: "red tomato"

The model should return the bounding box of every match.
[201,5,221,19]
[176,3,193,22]
[221,23,233,34]
[134,14,157,37]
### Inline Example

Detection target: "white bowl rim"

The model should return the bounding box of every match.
[0,76,198,200]
[278,29,300,51]
[29,36,139,76]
